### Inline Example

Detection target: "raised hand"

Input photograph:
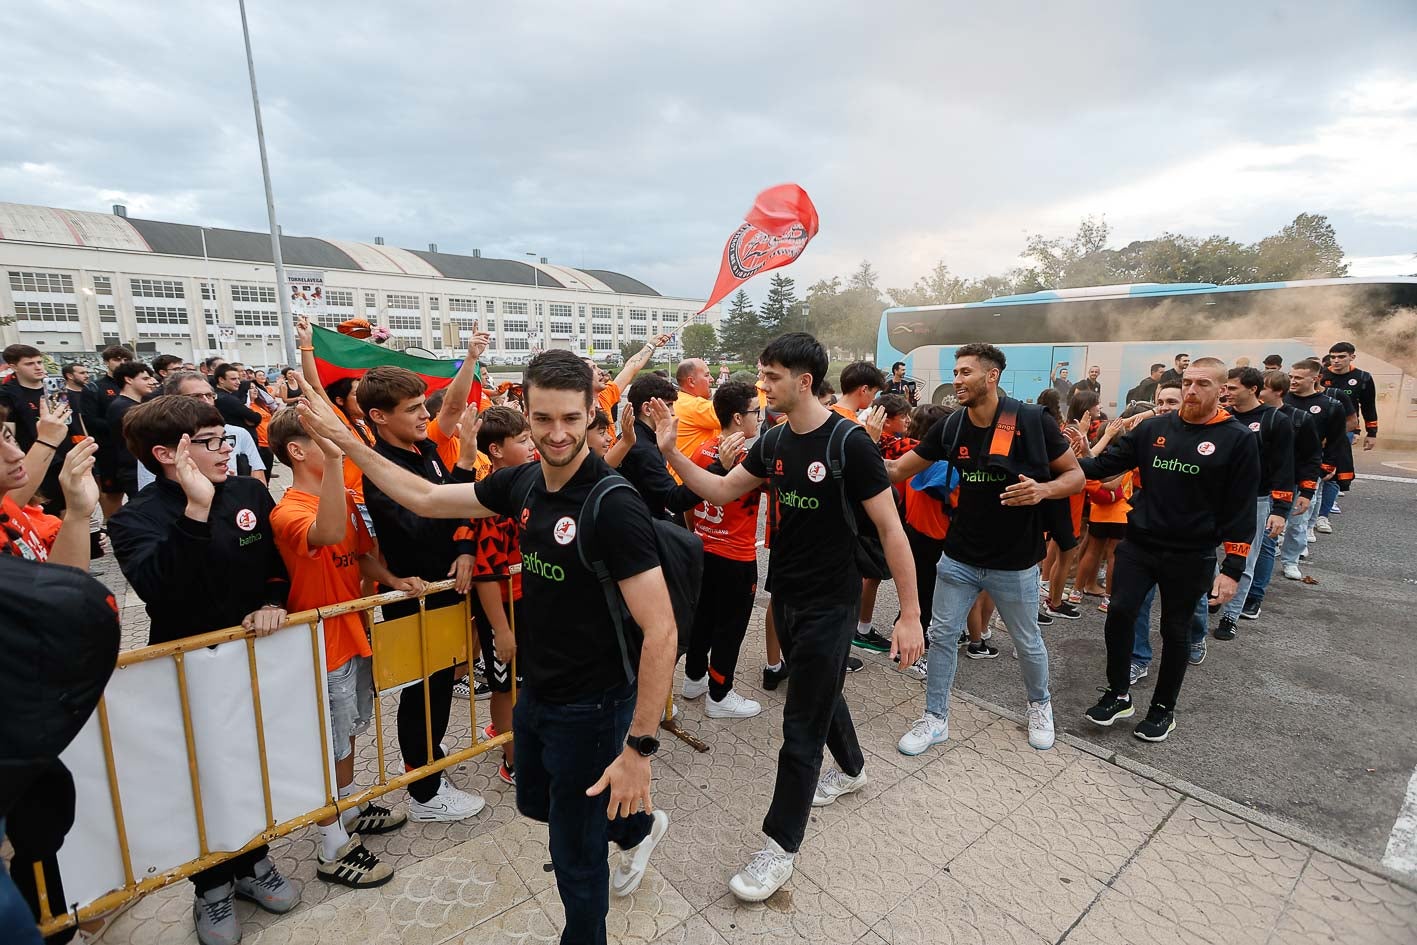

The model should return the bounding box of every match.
[37,396,72,445]
[864,405,886,443]
[173,434,215,511]
[646,398,678,455]
[466,324,491,362]
[296,385,354,447]
[58,437,100,514]
[296,315,313,349]
[457,403,482,465]
[719,431,746,469]
[618,401,636,445]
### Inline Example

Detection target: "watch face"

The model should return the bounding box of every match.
[633,735,660,756]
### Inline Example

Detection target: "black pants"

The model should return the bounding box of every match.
[384,590,460,803]
[1103,541,1215,710]
[764,597,865,854]
[901,525,946,648]
[685,555,757,700]
[7,762,76,944]
[514,683,652,945]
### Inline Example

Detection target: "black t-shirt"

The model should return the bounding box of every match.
[914,405,1070,571]
[741,412,891,607]
[107,395,141,485]
[475,453,660,703]
[0,382,44,451]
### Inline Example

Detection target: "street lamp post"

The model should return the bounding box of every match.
[802,302,810,333]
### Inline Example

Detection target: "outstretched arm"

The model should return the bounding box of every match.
[649,399,763,505]
[612,333,670,390]
[437,326,491,435]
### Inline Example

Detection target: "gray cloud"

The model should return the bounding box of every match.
[2,0,1415,302]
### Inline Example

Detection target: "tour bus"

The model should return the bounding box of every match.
[877,277,1417,440]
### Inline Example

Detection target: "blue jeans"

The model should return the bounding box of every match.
[1246,531,1279,607]
[514,683,653,945]
[1,819,44,945]
[924,554,1050,720]
[1131,585,1209,665]
[1219,498,1269,621]
[1280,491,1323,569]
[1320,479,1339,516]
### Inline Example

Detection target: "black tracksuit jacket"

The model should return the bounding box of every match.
[1226,404,1295,517]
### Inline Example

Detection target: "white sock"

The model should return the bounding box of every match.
[338,782,361,828]
[765,660,783,672]
[857,621,872,634]
[319,820,351,860]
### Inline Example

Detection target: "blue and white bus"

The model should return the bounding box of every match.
[877,277,1417,440]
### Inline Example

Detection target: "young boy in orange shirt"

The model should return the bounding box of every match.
[268,408,426,889]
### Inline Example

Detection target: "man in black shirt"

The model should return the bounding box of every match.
[1158,352,1191,386]
[297,350,678,944]
[0,345,66,509]
[1071,364,1102,399]
[617,374,698,520]
[1126,363,1166,405]
[885,361,918,406]
[1080,357,1260,742]
[656,332,924,903]
[108,395,299,944]
[213,364,262,433]
[886,343,1083,757]
[90,345,134,520]
[105,361,158,499]
[1280,359,1351,580]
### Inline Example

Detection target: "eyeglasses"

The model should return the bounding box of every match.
[184,391,217,402]
[189,434,237,452]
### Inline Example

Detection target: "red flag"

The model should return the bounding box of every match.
[698,184,819,314]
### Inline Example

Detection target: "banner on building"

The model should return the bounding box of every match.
[286,269,327,325]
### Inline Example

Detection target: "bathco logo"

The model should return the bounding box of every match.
[522,551,566,582]
[777,489,820,510]
[1152,455,1200,475]
[960,469,1009,484]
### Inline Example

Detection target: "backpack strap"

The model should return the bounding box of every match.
[986,397,1020,464]
[827,416,860,539]
[575,474,641,684]
[763,421,789,483]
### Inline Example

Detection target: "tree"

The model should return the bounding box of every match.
[1252,213,1348,281]
[681,323,717,361]
[618,340,643,364]
[717,290,765,361]
[759,273,798,336]
[888,261,968,307]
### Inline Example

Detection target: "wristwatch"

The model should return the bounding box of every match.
[625,733,660,757]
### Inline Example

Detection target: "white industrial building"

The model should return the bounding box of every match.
[0,202,720,366]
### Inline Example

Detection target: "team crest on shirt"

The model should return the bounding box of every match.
[1249,421,1261,432]
[1154,436,1166,447]
[1349,377,1358,386]
[1310,405,1322,414]
[1197,441,1215,456]
[235,508,258,531]
[807,461,827,483]
[553,516,577,545]
[957,446,971,460]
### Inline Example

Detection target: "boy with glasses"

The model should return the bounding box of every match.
[136,372,267,489]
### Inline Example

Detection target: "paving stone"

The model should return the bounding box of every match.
[870,871,1047,944]
[701,871,869,944]
[535,866,693,945]
[1270,851,1417,945]
[376,833,530,945]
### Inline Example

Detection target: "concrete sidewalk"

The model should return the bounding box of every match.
[91,581,1415,945]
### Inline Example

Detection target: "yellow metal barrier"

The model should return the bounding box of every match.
[32,577,513,938]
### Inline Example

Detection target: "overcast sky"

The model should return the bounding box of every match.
[3,1,1415,302]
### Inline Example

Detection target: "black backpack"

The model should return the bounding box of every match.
[515,468,703,684]
[764,417,890,580]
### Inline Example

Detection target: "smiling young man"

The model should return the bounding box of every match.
[1079,357,1260,742]
[654,332,924,903]
[297,350,678,945]
[886,343,1083,756]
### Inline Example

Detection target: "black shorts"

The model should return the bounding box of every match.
[1043,498,1078,552]
[469,586,515,694]
[1088,521,1127,541]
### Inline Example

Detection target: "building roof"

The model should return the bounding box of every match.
[0,202,662,296]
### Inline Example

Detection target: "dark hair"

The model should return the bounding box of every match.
[280,366,294,379]
[123,396,224,476]
[1158,379,1183,392]
[955,342,1006,373]
[162,370,209,396]
[1328,341,1356,355]
[817,380,836,397]
[1175,352,1189,362]
[877,393,911,418]
[908,403,952,440]
[1119,401,1152,419]
[1263,369,1289,394]
[588,409,611,432]
[712,381,757,428]
[214,363,240,382]
[839,361,885,395]
[1263,354,1283,367]
[202,355,224,370]
[1293,358,1323,374]
[1149,362,1166,374]
[3,344,41,364]
[1227,366,1264,393]
[113,361,153,386]
[424,388,447,416]
[325,377,358,412]
[61,362,83,379]
[760,332,829,396]
[268,408,308,467]
[891,361,905,372]
[629,374,677,417]
[102,345,134,363]
[151,354,183,374]
[1067,389,1099,424]
[1037,388,1063,426]
[524,349,593,409]
[357,366,426,415]
[476,405,530,455]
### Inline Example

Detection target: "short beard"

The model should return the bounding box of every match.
[1179,401,1217,422]
[536,431,588,468]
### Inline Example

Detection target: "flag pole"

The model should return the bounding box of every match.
[238,0,297,369]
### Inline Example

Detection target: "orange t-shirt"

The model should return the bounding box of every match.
[428,415,491,480]
[0,495,58,561]
[1087,471,1134,524]
[831,403,861,424]
[339,410,374,504]
[598,382,623,442]
[251,398,274,448]
[689,435,761,562]
[271,488,374,672]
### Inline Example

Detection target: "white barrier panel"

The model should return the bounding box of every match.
[56,623,334,908]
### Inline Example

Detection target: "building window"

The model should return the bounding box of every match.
[134,305,190,325]
[549,302,573,320]
[92,275,113,295]
[388,314,421,331]
[9,271,76,294]
[448,297,475,313]
[484,299,496,314]
[591,306,612,319]
[326,289,355,308]
[550,320,573,336]
[98,303,117,323]
[129,278,184,299]
[386,293,419,310]
[503,318,529,333]
[629,309,648,322]
[504,338,530,351]
[535,302,544,318]
[364,292,377,308]
[200,282,216,300]
[229,283,275,304]
[430,316,441,332]
[13,301,80,323]
[234,309,280,328]
[429,297,440,311]
[503,301,528,316]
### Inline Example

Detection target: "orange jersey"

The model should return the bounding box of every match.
[598,382,623,442]
[338,410,374,504]
[0,495,58,561]
[689,435,761,562]
[1086,471,1133,524]
[831,403,861,424]
[454,513,522,603]
[428,415,491,480]
[251,398,273,448]
[270,488,374,672]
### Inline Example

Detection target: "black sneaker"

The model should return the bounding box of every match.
[1084,689,1134,727]
[966,641,999,660]
[1240,600,1262,620]
[1214,615,1237,641]
[762,662,789,691]
[852,627,892,652]
[1134,705,1176,742]
[845,656,865,673]
[957,631,969,647]
[1036,609,1054,627]
[1045,601,1082,621]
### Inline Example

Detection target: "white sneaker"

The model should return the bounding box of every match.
[902,655,928,681]
[611,810,669,898]
[1027,700,1055,751]
[407,779,486,821]
[705,689,762,719]
[1315,516,1332,534]
[681,674,709,700]
[1299,545,1310,560]
[1282,563,1303,581]
[897,714,949,756]
[728,839,795,902]
[1306,527,1317,544]
[811,767,868,807]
